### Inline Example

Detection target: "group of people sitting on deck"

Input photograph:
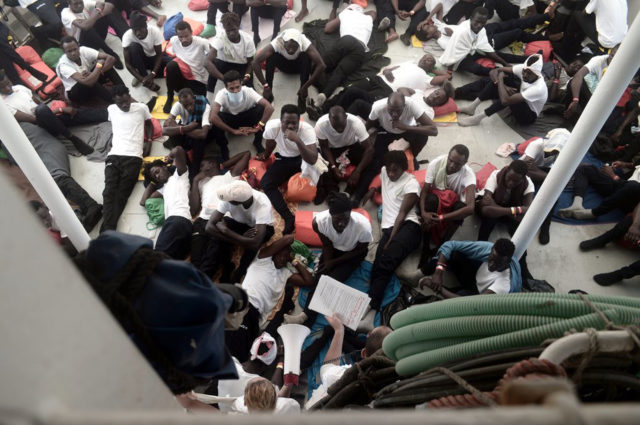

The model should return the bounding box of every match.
[3,0,640,414]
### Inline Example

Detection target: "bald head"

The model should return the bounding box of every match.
[364,326,392,357]
[388,92,405,108]
[328,105,347,132]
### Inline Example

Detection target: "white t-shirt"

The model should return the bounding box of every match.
[106,103,151,158]
[199,172,239,220]
[122,26,163,57]
[214,86,262,115]
[433,18,454,50]
[425,154,476,203]
[56,46,99,91]
[263,120,317,158]
[217,189,274,226]
[170,35,210,84]
[369,97,427,134]
[170,101,212,127]
[339,4,373,50]
[475,262,511,294]
[439,20,493,68]
[426,0,457,16]
[511,64,548,116]
[162,169,191,220]
[509,0,534,9]
[519,138,545,167]
[315,210,373,252]
[380,62,433,92]
[585,54,609,83]
[210,30,256,64]
[307,363,351,409]
[585,0,628,49]
[242,256,293,321]
[271,30,311,60]
[230,396,300,414]
[315,113,369,148]
[60,0,96,41]
[3,85,37,116]
[380,167,421,229]
[484,169,534,196]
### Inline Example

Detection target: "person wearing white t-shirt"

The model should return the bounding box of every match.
[163,21,210,113]
[313,3,374,108]
[564,47,617,120]
[478,160,534,241]
[366,92,437,172]
[420,239,521,297]
[420,145,476,268]
[141,147,193,260]
[60,0,127,68]
[316,106,375,201]
[253,28,326,106]
[562,0,627,54]
[225,235,314,362]
[210,70,275,153]
[162,88,220,177]
[101,85,153,232]
[18,0,63,44]
[204,180,276,283]
[206,12,256,96]
[457,54,548,127]
[57,36,123,104]
[257,104,319,234]
[362,151,422,312]
[122,12,170,91]
[189,151,251,272]
[372,0,424,43]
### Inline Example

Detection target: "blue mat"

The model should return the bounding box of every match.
[512,148,624,225]
[297,261,401,398]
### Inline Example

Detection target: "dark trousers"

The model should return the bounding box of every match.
[55,174,99,214]
[485,13,548,50]
[455,75,537,125]
[101,155,142,232]
[201,217,275,283]
[215,104,265,148]
[66,69,124,104]
[27,0,63,42]
[457,51,526,76]
[594,181,640,217]
[265,52,311,87]
[78,15,127,60]
[334,76,393,118]
[260,154,301,224]
[191,217,211,270]
[370,221,422,310]
[588,215,640,279]
[374,0,417,30]
[321,35,366,97]
[405,8,429,36]
[424,251,483,295]
[442,0,483,24]
[251,5,286,43]
[478,215,520,241]
[560,10,604,59]
[207,0,229,25]
[127,42,171,77]
[155,215,193,260]
[573,164,621,198]
[165,60,207,100]
[485,0,521,22]
[167,131,222,179]
[34,104,107,138]
[206,59,251,92]
[225,303,261,362]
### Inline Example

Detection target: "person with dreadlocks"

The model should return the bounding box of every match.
[140,146,192,260]
[206,12,256,97]
[477,160,534,241]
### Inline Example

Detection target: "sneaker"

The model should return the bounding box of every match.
[593,270,623,286]
[82,204,103,232]
[378,16,391,31]
[400,32,411,46]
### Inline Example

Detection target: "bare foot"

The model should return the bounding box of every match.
[385,32,399,43]
[156,14,166,27]
[295,8,309,22]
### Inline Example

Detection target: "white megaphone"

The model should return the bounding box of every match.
[277,324,310,385]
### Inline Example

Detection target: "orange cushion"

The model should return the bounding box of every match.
[475,57,496,69]
[183,17,204,36]
[294,208,373,247]
[285,172,317,202]
[433,97,459,117]
[524,40,553,62]
[187,0,208,11]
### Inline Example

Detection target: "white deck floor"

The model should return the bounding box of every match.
[69,0,640,297]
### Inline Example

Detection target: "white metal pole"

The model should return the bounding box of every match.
[511,12,640,260]
[0,99,91,251]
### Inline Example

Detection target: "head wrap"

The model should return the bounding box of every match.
[328,192,352,215]
[281,28,301,42]
[217,180,253,203]
[250,332,278,365]
[524,54,543,78]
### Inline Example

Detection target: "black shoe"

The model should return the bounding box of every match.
[400,33,411,46]
[579,236,608,251]
[306,104,322,121]
[593,270,623,286]
[146,96,158,112]
[82,204,103,232]
[114,58,124,70]
[283,217,295,235]
[538,225,550,245]
[70,136,94,155]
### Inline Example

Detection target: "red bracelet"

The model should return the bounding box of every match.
[572,97,579,102]
[438,214,444,221]
[553,79,559,84]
